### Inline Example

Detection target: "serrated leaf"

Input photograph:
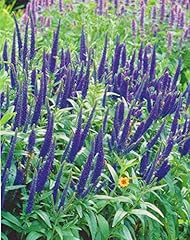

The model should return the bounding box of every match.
[5,185,25,192]
[112,209,127,227]
[131,209,163,226]
[26,232,43,240]
[94,195,114,200]
[97,214,109,240]
[1,219,22,233]
[36,210,52,229]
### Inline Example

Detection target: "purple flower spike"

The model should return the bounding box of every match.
[139,151,149,175]
[91,130,104,186]
[26,174,37,214]
[36,141,55,193]
[23,20,29,68]
[131,19,137,37]
[143,46,149,75]
[49,20,60,73]
[149,45,156,81]
[147,122,165,150]
[30,15,36,60]
[2,132,17,182]
[31,75,44,125]
[39,112,54,158]
[155,160,170,182]
[118,108,132,150]
[172,57,182,89]
[13,15,23,59]
[1,170,8,209]
[179,138,190,156]
[77,142,95,197]
[2,41,8,72]
[53,164,64,204]
[20,79,28,126]
[98,33,108,81]
[28,129,36,153]
[112,44,122,75]
[58,179,70,209]
[67,110,82,163]
[121,45,127,68]
[80,27,87,64]
[78,104,96,151]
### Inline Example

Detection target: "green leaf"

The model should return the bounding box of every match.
[36,210,52,229]
[1,232,9,240]
[107,163,118,184]
[97,214,109,240]
[142,202,164,218]
[112,209,127,227]
[131,209,163,226]
[5,185,25,192]
[1,219,22,233]
[0,106,16,126]
[55,226,63,240]
[122,225,133,240]
[26,232,43,240]
[2,211,22,228]
[94,195,114,200]
[84,211,97,240]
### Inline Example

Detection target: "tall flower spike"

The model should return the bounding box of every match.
[23,20,29,68]
[81,60,90,99]
[172,57,182,89]
[20,79,28,126]
[78,104,96,151]
[26,174,37,214]
[36,141,55,193]
[80,27,87,63]
[39,112,54,158]
[2,41,8,72]
[49,20,60,73]
[67,110,82,163]
[53,164,64,204]
[27,129,36,153]
[2,132,17,182]
[112,44,122,75]
[118,108,132,150]
[98,33,108,81]
[30,14,35,60]
[121,44,126,68]
[31,73,44,125]
[147,122,165,149]
[155,160,170,182]
[149,45,156,81]
[58,178,70,209]
[139,151,149,176]
[179,138,190,156]
[143,46,148,74]
[1,170,8,209]
[77,141,95,197]
[13,15,22,59]
[91,130,105,186]
[10,31,17,88]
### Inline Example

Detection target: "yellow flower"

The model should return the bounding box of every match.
[119,177,129,188]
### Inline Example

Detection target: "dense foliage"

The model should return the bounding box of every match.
[1,0,190,240]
